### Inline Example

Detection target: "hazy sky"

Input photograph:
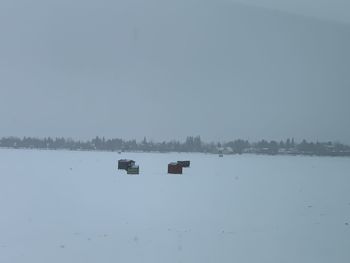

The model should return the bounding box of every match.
[0,0,349,143]
[232,0,350,24]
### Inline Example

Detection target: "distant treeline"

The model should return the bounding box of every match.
[1,136,350,157]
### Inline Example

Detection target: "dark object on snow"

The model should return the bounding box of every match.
[118,159,135,170]
[218,150,224,157]
[168,162,183,174]
[177,160,190,168]
[127,165,139,175]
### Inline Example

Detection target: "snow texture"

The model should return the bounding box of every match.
[0,149,349,263]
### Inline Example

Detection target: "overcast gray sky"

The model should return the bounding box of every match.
[0,0,349,143]
[231,0,350,24]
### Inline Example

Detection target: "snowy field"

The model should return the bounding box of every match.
[0,148,349,263]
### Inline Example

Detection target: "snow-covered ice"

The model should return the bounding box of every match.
[0,149,349,263]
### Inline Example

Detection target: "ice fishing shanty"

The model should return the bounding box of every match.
[127,165,139,175]
[168,162,183,174]
[118,159,135,170]
[118,159,140,175]
[177,160,190,168]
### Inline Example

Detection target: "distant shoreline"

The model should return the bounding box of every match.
[1,135,350,158]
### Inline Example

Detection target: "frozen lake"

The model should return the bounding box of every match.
[0,149,349,263]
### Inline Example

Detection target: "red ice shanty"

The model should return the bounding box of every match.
[168,162,183,174]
